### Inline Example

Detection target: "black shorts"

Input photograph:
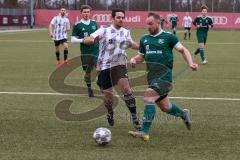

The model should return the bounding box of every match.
[184,27,191,31]
[81,55,98,73]
[97,65,128,90]
[54,39,67,46]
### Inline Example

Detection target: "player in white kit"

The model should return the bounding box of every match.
[49,8,70,66]
[83,9,140,129]
[183,12,192,40]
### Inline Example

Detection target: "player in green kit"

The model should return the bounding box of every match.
[160,15,168,29]
[169,13,179,35]
[128,12,198,141]
[71,5,99,97]
[193,5,213,64]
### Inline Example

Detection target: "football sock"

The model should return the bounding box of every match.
[173,31,176,35]
[167,103,186,119]
[64,49,68,61]
[199,48,205,61]
[123,93,137,120]
[194,48,200,55]
[84,76,91,88]
[142,102,156,134]
[188,33,191,39]
[56,51,60,61]
[105,100,113,115]
[184,33,187,39]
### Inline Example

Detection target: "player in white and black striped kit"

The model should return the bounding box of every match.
[49,8,70,66]
[83,9,140,129]
[183,12,192,40]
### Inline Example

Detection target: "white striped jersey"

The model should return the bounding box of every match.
[183,16,192,28]
[50,15,70,40]
[91,25,134,71]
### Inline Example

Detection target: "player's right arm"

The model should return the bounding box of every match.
[71,23,84,43]
[130,54,144,68]
[193,17,200,28]
[83,27,105,45]
[130,37,145,67]
[49,17,55,38]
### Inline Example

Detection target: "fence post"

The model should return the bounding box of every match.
[30,0,34,28]
[148,0,150,11]
[212,0,214,12]
[169,0,172,12]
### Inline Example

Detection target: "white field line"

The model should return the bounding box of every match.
[0,28,47,33]
[0,91,240,101]
[0,39,239,45]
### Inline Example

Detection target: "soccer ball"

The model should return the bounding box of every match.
[93,127,112,145]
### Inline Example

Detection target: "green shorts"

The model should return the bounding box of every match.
[171,24,177,29]
[197,32,208,44]
[81,54,98,73]
[147,71,173,96]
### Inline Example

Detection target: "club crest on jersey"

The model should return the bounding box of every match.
[143,39,148,43]
[145,45,150,51]
[158,39,164,44]
[84,32,88,37]
[111,29,116,33]
[92,26,96,30]
[82,28,85,31]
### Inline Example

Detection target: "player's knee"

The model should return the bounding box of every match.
[122,86,131,95]
[156,101,170,112]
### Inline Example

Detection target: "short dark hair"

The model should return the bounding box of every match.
[148,12,160,21]
[112,8,125,18]
[201,5,208,11]
[80,5,92,12]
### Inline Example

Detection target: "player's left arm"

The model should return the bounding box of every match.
[126,30,139,50]
[66,19,71,32]
[175,42,198,71]
[209,17,214,29]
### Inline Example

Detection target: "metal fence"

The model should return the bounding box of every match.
[0,0,240,13]
[35,0,240,13]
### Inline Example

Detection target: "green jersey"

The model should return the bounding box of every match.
[193,16,213,33]
[139,31,179,84]
[169,15,179,27]
[72,20,99,54]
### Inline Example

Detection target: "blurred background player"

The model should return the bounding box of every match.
[169,13,179,35]
[193,5,213,64]
[160,15,168,29]
[71,5,99,97]
[83,9,140,129]
[49,8,70,66]
[183,12,192,40]
[128,12,198,141]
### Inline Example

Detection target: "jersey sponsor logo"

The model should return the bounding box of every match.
[211,16,227,25]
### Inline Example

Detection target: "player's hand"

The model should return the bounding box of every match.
[83,37,94,44]
[190,63,198,71]
[130,58,137,68]
[50,33,53,38]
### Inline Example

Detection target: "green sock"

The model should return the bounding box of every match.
[142,102,156,134]
[199,48,205,61]
[167,103,186,119]
[194,48,200,55]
